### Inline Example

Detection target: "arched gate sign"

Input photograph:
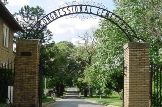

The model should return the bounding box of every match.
[26,3,140,42]
[14,2,151,107]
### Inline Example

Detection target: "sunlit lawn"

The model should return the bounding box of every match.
[85,96,122,107]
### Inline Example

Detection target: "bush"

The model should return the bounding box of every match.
[152,93,162,106]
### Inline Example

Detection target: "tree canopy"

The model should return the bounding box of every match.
[14,5,53,43]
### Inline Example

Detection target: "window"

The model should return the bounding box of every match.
[3,24,9,47]
[1,62,7,67]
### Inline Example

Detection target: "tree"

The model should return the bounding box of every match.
[86,0,162,96]
[70,31,97,97]
[112,0,162,103]
[1,0,8,5]
[14,5,53,43]
[89,21,125,94]
[41,41,77,96]
[113,0,162,64]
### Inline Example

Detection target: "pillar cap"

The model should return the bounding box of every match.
[124,42,150,49]
[16,39,41,45]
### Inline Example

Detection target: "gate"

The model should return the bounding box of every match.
[0,60,15,105]
[39,61,43,107]
[150,63,162,107]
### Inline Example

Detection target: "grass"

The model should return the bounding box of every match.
[42,88,66,103]
[80,91,123,107]
[42,96,62,103]
[0,104,5,107]
[42,97,54,103]
[85,96,122,107]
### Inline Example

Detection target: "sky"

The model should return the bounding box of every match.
[6,0,115,44]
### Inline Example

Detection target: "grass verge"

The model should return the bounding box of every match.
[42,97,54,103]
[83,96,122,107]
[42,96,62,103]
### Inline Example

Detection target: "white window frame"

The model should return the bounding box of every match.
[3,23,9,47]
[1,62,7,68]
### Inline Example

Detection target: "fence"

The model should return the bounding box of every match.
[150,63,162,107]
[0,61,15,105]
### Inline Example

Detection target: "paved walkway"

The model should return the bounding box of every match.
[47,87,117,107]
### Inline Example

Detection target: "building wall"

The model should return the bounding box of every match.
[0,16,15,65]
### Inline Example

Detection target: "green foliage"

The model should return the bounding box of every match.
[14,5,53,43]
[84,0,162,94]
[151,64,162,106]
[72,34,97,93]
[84,20,126,92]
[41,32,97,91]
[41,41,77,88]
[113,0,162,64]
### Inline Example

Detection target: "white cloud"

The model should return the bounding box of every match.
[74,18,100,30]
[57,0,80,7]
[48,17,74,34]
[8,0,29,6]
[48,17,100,35]
[71,38,85,45]
[49,0,86,11]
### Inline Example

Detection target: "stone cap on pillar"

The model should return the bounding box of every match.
[124,42,150,49]
[16,39,41,45]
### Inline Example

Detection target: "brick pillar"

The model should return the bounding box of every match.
[123,42,150,107]
[13,39,40,107]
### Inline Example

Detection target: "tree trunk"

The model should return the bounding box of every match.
[84,88,88,97]
[89,87,93,97]
[81,88,83,95]
[56,82,60,97]
[60,83,64,96]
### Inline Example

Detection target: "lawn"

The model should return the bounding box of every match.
[85,96,122,107]
[79,89,123,107]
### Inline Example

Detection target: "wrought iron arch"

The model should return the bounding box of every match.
[26,3,140,42]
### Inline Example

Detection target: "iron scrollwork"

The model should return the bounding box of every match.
[26,1,139,42]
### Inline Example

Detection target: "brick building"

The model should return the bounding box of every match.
[0,1,23,64]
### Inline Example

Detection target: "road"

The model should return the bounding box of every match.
[48,87,106,107]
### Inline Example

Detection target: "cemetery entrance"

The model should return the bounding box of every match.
[12,1,151,107]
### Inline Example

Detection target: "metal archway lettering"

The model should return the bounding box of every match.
[26,4,139,42]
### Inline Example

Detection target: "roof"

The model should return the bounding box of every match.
[0,1,23,32]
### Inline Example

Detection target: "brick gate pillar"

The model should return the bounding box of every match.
[13,39,40,107]
[123,42,150,107]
